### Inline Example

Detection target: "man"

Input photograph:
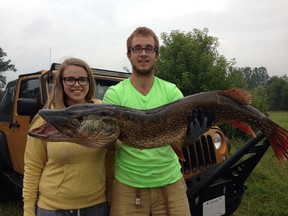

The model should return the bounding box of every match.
[103,26,208,216]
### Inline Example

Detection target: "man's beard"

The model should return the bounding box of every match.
[132,64,154,76]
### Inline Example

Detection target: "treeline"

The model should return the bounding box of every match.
[0,47,17,99]
[155,28,287,112]
[234,67,288,112]
[1,28,287,111]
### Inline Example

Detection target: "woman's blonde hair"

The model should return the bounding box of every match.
[44,57,96,109]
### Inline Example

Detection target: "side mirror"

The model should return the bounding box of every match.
[17,98,42,116]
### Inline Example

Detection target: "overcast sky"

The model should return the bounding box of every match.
[1,0,287,83]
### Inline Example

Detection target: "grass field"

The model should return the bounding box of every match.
[0,198,23,216]
[1,111,288,215]
[232,111,288,215]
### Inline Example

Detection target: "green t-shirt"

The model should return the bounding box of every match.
[103,77,183,188]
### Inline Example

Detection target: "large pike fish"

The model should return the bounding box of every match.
[29,88,288,162]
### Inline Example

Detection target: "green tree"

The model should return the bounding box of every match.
[0,47,17,90]
[225,60,247,89]
[266,75,288,110]
[250,85,269,114]
[281,81,288,110]
[240,67,270,89]
[155,28,246,96]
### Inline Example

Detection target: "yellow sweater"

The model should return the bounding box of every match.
[23,102,113,216]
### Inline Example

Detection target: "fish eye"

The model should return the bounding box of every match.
[99,111,109,117]
[77,116,84,122]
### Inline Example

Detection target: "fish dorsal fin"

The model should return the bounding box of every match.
[219,88,253,105]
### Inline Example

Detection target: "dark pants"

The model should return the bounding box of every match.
[36,202,109,216]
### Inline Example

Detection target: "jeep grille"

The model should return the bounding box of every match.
[181,134,217,175]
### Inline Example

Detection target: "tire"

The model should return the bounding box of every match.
[0,172,15,201]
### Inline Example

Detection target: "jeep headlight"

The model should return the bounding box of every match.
[213,132,222,150]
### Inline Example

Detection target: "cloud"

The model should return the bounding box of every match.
[1,0,287,83]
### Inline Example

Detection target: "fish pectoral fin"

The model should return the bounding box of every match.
[171,144,186,161]
[229,121,256,137]
[106,139,121,150]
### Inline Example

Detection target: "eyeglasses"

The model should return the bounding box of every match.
[62,77,90,86]
[129,45,157,54]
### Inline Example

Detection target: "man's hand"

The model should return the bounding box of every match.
[185,108,214,144]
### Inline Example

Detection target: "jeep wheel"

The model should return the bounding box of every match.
[0,172,15,201]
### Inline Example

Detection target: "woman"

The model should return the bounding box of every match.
[23,58,113,216]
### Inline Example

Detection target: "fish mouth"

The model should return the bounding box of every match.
[28,121,110,148]
[28,122,74,141]
[28,107,79,140]
[29,106,121,148]
[38,109,81,137]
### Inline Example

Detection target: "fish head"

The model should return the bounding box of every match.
[28,104,120,148]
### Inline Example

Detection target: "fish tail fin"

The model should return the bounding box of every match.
[267,123,288,163]
[220,88,253,105]
[230,121,257,137]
